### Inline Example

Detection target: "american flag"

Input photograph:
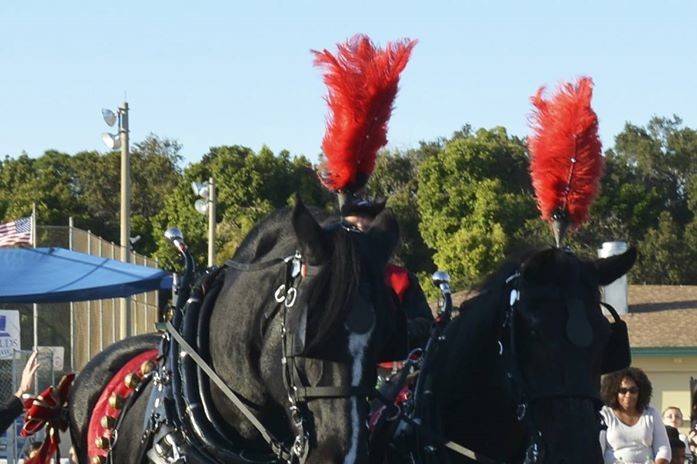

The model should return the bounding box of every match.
[0,216,32,247]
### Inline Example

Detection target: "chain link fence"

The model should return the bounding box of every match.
[0,222,166,463]
[0,350,54,463]
[0,223,163,372]
[68,227,160,370]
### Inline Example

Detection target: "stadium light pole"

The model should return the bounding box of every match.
[101,103,132,338]
[192,177,216,267]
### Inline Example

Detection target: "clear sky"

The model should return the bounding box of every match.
[1,1,695,165]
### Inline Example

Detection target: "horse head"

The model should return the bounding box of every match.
[507,246,637,463]
[216,198,400,464]
[284,199,401,463]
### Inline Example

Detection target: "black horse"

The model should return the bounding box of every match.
[407,246,636,464]
[70,200,404,464]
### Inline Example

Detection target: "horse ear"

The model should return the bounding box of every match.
[593,246,637,286]
[292,196,329,264]
[367,209,400,263]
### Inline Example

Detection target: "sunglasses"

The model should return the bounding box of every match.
[618,387,639,395]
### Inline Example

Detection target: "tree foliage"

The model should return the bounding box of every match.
[4,115,697,290]
[366,147,434,274]
[417,126,536,289]
[152,145,332,270]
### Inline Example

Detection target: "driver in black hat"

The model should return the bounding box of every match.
[339,193,433,352]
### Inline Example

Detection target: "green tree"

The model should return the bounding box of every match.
[152,145,330,270]
[69,135,183,250]
[366,148,434,273]
[0,151,84,229]
[417,127,536,290]
[633,211,697,284]
[613,116,697,227]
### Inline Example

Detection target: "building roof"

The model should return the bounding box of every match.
[624,285,697,349]
[449,285,697,350]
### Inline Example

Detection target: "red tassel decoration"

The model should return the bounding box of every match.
[528,76,603,231]
[313,34,416,192]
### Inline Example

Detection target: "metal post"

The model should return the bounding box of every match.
[119,101,132,339]
[111,244,117,343]
[208,177,216,267]
[87,231,92,357]
[144,255,149,332]
[10,351,19,462]
[69,217,75,371]
[99,239,104,351]
[132,250,137,335]
[32,203,38,353]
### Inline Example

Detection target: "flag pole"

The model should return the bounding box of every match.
[32,204,38,349]
[31,203,38,392]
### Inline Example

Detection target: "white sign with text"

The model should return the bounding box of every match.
[0,310,21,360]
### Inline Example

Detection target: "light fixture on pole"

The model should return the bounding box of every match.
[101,102,132,338]
[192,178,216,267]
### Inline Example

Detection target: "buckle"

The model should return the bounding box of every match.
[516,403,527,421]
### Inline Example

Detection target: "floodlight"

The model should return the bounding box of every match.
[195,199,209,214]
[102,108,117,127]
[101,132,121,150]
[191,181,209,199]
[191,181,202,196]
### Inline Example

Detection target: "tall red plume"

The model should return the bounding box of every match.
[313,35,416,192]
[528,76,603,227]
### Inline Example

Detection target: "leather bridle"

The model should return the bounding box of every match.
[497,269,606,464]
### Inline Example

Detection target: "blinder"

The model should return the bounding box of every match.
[599,301,631,374]
[500,259,613,463]
[507,279,605,402]
[565,297,594,348]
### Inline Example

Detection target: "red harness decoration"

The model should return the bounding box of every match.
[87,349,159,463]
[385,264,410,303]
[20,373,75,464]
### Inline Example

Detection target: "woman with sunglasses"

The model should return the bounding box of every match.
[600,367,671,463]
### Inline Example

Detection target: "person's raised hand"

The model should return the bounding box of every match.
[14,351,39,398]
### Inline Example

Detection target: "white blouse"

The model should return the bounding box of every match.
[599,405,671,464]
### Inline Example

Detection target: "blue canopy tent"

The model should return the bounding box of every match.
[0,247,172,303]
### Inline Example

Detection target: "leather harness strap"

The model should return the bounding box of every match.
[162,251,377,463]
[167,246,485,463]
[161,320,292,461]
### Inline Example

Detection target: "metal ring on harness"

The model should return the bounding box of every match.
[284,287,297,307]
[275,285,287,303]
[517,403,527,421]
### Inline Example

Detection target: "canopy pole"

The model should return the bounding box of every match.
[69,217,75,371]
[86,231,92,359]
[32,204,38,393]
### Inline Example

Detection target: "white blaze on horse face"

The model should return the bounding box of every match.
[343,327,373,464]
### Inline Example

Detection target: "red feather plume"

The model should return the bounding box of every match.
[528,76,604,227]
[313,35,416,192]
